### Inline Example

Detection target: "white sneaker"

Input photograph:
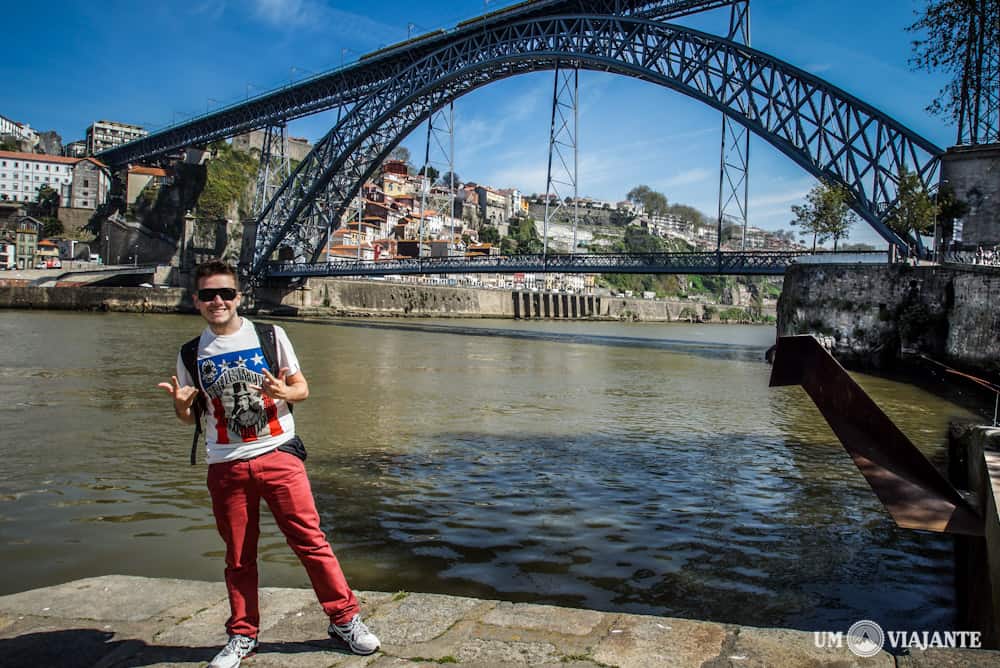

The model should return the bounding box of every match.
[208,634,258,668]
[328,614,380,655]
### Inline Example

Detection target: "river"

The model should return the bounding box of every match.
[0,310,977,633]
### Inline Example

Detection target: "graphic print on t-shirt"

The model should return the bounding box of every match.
[198,347,283,444]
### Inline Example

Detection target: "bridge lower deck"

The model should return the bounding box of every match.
[264,251,888,278]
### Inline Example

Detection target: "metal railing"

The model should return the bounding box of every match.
[264,250,888,278]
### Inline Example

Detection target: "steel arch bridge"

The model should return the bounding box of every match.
[245,13,942,284]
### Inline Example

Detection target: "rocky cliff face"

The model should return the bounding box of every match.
[778,264,1000,378]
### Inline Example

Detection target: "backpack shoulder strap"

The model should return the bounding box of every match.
[252,321,293,413]
[252,321,278,371]
[180,335,205,465]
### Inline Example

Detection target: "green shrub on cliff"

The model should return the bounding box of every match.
[197,141,258,221]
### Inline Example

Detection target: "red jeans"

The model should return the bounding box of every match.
[207,449,359,638]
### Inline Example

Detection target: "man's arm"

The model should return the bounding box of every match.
[157,375,199,424]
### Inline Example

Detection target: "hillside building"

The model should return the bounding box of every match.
[0,150,110,210]
[85,120,147,155]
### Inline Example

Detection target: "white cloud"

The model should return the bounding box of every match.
[253,0,310,25]
[249,0,397,43]
[749,185,812,208]
[665,168,712,187]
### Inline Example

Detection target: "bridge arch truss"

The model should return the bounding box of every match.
[250,14,944,282]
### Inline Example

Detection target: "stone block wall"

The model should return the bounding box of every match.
[778,263,1000,376]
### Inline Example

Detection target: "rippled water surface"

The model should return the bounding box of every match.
[0,311,978,633]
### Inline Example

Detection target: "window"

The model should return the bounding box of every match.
[83,179,89,187]
[82,200,88,207]
[45,165,50,171]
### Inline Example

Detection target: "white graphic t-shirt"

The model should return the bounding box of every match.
[176,317,300,464]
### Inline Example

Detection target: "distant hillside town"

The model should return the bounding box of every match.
[0,110,802,309]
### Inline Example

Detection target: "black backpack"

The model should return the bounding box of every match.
[180,321,292,465]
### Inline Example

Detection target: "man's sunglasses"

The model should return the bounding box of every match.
[197,287,238,302]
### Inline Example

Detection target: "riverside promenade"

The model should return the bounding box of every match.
[0,576,997,667]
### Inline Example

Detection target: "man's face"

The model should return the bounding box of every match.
[194,273,241,330]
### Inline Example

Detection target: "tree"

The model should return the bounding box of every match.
[934,181,970,242]
[623,226,665,253]
[418,165,440,182]
[479,225,501,244]
[666,202,707,228]
[32,185,61,220]
[505,218,542,254]
[437,171,461,187]
[388,146,411,163]
[790,180,857,251]
[908,0,1000,144]
[626,185,668,217]
[42,217,64,238]
[885,166,939,244]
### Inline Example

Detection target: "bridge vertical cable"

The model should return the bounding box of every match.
[715,0,750,251]
[542,62,581,260]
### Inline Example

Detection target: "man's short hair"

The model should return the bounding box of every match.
[193,259,237,289]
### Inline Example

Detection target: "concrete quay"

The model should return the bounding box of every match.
[1,576,998,667]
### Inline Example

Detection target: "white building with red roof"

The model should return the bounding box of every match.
[0,150,110,209]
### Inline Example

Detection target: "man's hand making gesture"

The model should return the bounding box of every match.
[250,367,309,403]
[158,375,199,424]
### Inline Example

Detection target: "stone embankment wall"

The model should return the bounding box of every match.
[778,263,1000,376]
[259,278,718,321]
[0,276,762,324]
[0,286,190,313]
[260,279,517,318]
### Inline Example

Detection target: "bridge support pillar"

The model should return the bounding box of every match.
[941,144,1000,249]
[533,292,541,319]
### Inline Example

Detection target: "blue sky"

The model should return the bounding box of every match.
[1,1,954,245]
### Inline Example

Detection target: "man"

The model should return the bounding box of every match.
[159,260,379,668]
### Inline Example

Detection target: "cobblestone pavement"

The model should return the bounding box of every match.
[0,575,997,667]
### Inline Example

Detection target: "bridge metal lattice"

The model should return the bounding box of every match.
[542,63,580,255]
[247,13,943,284]
[251,123,291,217]
[96,2,741,168]
[716,0,751,249]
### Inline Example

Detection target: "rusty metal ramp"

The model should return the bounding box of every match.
[769,335,983,536]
